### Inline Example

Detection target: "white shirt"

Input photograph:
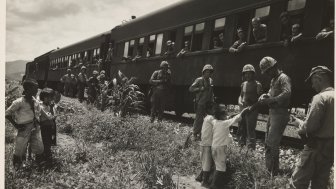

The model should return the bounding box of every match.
[200,115,214,146]
[6,97,41,124]
[212,114,241,147]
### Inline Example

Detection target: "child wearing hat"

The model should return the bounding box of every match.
[38,88,57,166]
[5,78,44,169]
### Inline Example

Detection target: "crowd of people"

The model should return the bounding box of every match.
[5,11,333,189]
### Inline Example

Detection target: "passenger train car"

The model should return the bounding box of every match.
[26,0,334,116]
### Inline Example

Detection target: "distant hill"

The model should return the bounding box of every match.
[6,60,30,81]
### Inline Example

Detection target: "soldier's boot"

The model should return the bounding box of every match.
[201,171,211,187]
[35,154,46,168]
[210,171,226,189]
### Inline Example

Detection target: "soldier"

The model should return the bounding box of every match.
[77,66,88,103]
[97,70,106,84]
[258,57,291,175]
[189,64,214,141]
[290,66,333,189]
[5,78,44,169]
[149,61,171,123]
[237,64,262,150]
[60,69,72,96]
[69,73,77,98]
[87,70,100,104]
[229,28,247,53]
[252,17,267,43]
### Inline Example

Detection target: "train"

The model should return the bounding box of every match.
[25,0,334,116]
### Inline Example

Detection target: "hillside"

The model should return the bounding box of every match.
[6,60,30,80]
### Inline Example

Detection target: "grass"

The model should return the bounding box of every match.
[5,81,334,189]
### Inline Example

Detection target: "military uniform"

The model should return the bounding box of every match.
[70,74,77,98]
[291,66,334,189]
[77,71,88,102]
[87,76,100,104]
[149,63,171,122]
[189,76,214,137]
[60,73,72,96]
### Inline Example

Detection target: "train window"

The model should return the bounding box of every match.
[193,22,205,51]
[155,33,163,55]
[123,41,129,58]
[184,25,193,35]
[139,37,145,44]
[147,35,156,57]
[255,6,270,18]
[212,17,226,49]
[287,0,306,11]
[128,41,134,57]
[150,35,156,41]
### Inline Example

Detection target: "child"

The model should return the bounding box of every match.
[39,88,57,166]
[210,104,249,188]
[238,64,262,150]
[5,78,44,169]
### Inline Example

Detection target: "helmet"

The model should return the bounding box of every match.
[242,64,255,73]
[259,56,277,74]
[100,70,105,75]
[93,70,99,75]
[202,64,214,74]
[160,61,169,68]
[81,66,87,70]
[67,69,71,72]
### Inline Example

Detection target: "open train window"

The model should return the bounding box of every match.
[286,0,306,27]
[155,33,163,55]
[138,37,145,56]
[249,6,270,44]
[128,40,134,57]
[255,6,270,18]
[182,25,193,51]
[211,17,226,49]
[147,35,156,57]
[287,0,306,11]
[192,23,205,51]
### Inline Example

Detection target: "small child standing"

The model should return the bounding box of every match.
[5,78,44,169]
[210,104,248,188]
[39,88,56,166]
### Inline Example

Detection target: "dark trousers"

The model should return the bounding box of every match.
[77,83,85,102]
[150,88,167,122]
[40,120,54,162]
[238,108,258,149]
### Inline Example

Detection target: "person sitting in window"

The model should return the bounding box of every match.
[177,41,190,58]
[164,40,175,56]
[316,19,334,40]
[218,33,224,47]
[290,24,303,44]
[132,48,142,62]
[279,12,292,47]
[229,28,247,53]
[146,47,153,58]
[212,37,221,49]
[252,17,267,43]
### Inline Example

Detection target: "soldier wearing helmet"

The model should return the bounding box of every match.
[290,66,334,188]
[87,70,100,104]
[189,64,214,140]
[60,68,72,97]
[258,56,291,175]
[6,78,44,169]
[237,64,262,150]
[149,61,171,122]
[77,66,88,103]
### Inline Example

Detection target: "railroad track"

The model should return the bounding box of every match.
[163,112,304,149]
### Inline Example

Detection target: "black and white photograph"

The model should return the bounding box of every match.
[4,0,334,188]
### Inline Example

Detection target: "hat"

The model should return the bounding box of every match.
[305,66,332,82]
[81,66,87,70]
[100,70,105,75]
[292,24,300,29]
[67,69,71,72]
[93,70,99,75]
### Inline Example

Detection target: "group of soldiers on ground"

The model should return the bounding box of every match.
[148,55,333,189]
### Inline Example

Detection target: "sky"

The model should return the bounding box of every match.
[6,0,183,61]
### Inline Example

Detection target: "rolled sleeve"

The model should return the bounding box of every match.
[272,75,291,104]
[189,78,201,93]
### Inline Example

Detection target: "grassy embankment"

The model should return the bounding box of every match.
[5,80,333,189]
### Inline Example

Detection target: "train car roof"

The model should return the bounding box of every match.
[111,0,272,41]
[50,30,110,58]
[34,49,55,61]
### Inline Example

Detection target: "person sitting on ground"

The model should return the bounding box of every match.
[316,19,334,40]
[5,78,44,170]
[164,40,175,56]
[279,12,292,47]
[38,88,57,167]
[229,28,247,53]
[176,41,190,58]
[252,17,267,43]
[290,24,303,44]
